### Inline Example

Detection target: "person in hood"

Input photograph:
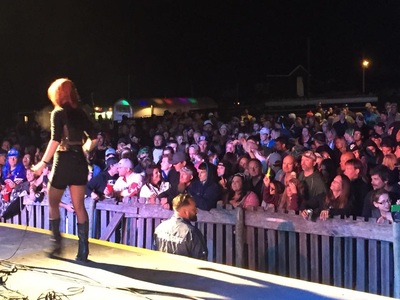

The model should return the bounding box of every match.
[362,139,383,172]
[188,161,221,211]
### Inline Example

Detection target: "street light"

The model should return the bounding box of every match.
[362,59,369,94]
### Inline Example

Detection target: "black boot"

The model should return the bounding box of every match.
[75,222,89,262]
[48,219,62,258]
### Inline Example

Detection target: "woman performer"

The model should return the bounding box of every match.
[33,78,97,261]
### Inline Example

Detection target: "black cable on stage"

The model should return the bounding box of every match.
[0,196,32,262]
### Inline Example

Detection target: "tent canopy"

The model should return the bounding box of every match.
[130,97,218,118]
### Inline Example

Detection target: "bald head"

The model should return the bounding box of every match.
[282,154,295,173]
[340,152,355,171]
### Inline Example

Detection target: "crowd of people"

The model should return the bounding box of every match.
[1,101,400,225]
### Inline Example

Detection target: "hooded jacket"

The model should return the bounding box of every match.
[188,162,221,211]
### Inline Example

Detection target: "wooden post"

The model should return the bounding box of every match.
[86,197,96,238]
[235,207,244,268]
[394,222,400,298]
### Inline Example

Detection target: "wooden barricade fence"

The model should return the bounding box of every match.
[1,197,398,298]
[244,207,394,298]
[94,199,243,266]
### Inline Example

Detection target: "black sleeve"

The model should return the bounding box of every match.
[51,109,64,142]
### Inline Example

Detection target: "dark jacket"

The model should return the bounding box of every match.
[86,171,118,199]
[350,177,371,217]
[154,215,208,260]
[298,170,328,211]
[188,179,221,211]
[188,164,221,211]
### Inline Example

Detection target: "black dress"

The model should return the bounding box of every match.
[50,106,96,189]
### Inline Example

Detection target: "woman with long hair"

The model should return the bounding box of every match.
[277,178,305,211]
[299,127,313,149]
[225,173,259,209]
[261,176,285,209]
[319,174,354,220]
[139,164,170,204]
[32,78,97,261]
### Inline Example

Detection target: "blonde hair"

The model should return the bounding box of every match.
[382,153,397,171]
[48,78,79,108]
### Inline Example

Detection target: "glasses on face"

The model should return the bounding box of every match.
[377,199,391,205]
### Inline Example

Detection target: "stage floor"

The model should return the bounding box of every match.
[0,223,393,300]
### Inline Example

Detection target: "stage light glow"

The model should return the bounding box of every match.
[120,99,130,106]
[178,97,188,103]
[138,100,147,106]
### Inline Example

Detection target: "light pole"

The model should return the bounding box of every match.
[362,59,369,94]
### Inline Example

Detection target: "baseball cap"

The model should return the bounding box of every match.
[7,148,19,158]
[138,147,149,157]
[197,136,207,143]
[302,150,317,161]
[170,151,187,165]
[105,148,116,157]
[371,133,381,139]
[204,120,213,126]
[180,166,193,176]
[260,127,270,135]
[218,160,232,169]
[104,157,119,170]
[268,152,282,167]
[117,158,133,169]
[347,143,360,152]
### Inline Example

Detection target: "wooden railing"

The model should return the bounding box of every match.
[1,197,398,298]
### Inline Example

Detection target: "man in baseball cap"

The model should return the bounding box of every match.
[86,157,119,201]
[104,158,143,201]
[299,150,327,220]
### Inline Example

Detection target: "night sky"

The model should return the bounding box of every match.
[1,1,400,116]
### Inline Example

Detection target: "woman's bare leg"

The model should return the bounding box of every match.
[69,185,88,223]
[48,185,64,219]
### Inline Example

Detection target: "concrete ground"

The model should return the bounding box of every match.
[0,223,394,300]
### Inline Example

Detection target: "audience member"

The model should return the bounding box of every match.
[85,157,119,201]
[344,158,371,216]
[318,174,354,220]
[105,158,143,202]
[225,173,259,209]
[278,178,305,211]
[139,164,170,203]
[298,150,328,219]
[188,162,221,211]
